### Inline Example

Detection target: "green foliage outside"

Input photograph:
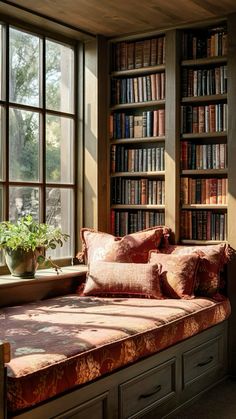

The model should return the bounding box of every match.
[9,29,61,183]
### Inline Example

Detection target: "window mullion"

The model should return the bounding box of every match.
[41,36,46,223]
[5,24,9,221]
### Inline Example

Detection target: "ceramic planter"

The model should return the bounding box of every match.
[4,247,42,278]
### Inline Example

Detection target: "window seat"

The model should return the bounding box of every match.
[1,294,230,416]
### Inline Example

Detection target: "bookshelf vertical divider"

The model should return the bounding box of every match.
[165,29,181,242]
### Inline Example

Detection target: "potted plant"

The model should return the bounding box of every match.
[0,215,69,278]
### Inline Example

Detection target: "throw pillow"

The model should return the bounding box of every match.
[148,251,200,298]
[83,261,163,299]
[78,226,171,264]
[156,243,230,297]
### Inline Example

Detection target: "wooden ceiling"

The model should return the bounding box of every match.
[2,0,236,38]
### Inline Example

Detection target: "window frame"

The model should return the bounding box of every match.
[0,19,83,273]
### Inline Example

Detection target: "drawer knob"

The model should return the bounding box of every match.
[138,384,162,400]
[197,355,214,367]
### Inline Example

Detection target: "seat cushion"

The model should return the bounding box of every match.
[2,295,230,413]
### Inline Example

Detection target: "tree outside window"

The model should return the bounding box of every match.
[0,24,77,264]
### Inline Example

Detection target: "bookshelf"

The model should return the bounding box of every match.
[107,23,231,244]
[102,12,236,377]
[179,24,228,243]
[109,34,166,236]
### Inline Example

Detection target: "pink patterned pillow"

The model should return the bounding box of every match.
[157,243,230,297]
[148,251,200,298]
[83,261,163,299]
[78,226,170,264]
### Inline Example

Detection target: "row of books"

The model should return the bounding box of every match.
[111,73,165,105]
[181,142,227,170]
[111,145,165,173]
[182,66,227,97]
[111,178,165,205]
[110,110,165,139]
[181,104,228,134]
[180,177,228,205]
[111,209,165,236]
[180,210,227,241]
[112,36,166,72]
[182,27,228,60]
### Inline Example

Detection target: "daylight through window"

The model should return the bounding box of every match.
[0,24,77,263]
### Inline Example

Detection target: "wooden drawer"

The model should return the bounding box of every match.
[119,358,176,419]
[55,392,109,419]
[183,335,222,388]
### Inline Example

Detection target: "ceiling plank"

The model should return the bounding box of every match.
[3,0,236,37]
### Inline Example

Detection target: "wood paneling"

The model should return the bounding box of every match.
[3,0,236,37]
[226,12,236,376]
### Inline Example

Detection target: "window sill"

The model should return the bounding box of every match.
[0,265,88,307]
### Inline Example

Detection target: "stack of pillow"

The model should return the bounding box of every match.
[77,226,231,300]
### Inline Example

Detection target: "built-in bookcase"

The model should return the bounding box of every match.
[179,24,228,243]
[109,35,166,236]
[108,23,230,243]
[103,11,236,378]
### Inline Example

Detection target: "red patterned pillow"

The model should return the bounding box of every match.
[157,243,230,297]
[78,226,170,264]
[83,261,163,299]
[148,251,200,298]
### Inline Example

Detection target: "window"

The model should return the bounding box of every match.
[0,23,78,265]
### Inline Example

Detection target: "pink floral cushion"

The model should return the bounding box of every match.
[149,251,200,298]
[157,244,230,297]
[3,295,231,413]
[78,226,170,264]
[83,261,163,299]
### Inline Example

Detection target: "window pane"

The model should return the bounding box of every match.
[9,28,40,107]
[46,187,74,258]
[9,186,39,221]
[0,106,5,181]
[46,40,74,113]
[9,108,40,181]
[46,115,74,183]
[0,25,4,101]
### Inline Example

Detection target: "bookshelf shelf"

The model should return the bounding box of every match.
[181,56,227,67]
[110,100,165,111]
[182,204,227,210]
[111,204,165,210]
[181,131,227,140]
[110,171,165,178]
[110,136,165,145]
[181,169,228,175]
[181,55,227,67]
[111,64,165,77]
[181,93,227,103]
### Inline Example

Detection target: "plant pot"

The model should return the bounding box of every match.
[4,248,42,278]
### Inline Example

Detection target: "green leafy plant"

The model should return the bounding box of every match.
[0,215,69,274]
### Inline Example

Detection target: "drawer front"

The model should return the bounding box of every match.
[119,358,176,419]
[183,335,222,387]
[56,392,108,419]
